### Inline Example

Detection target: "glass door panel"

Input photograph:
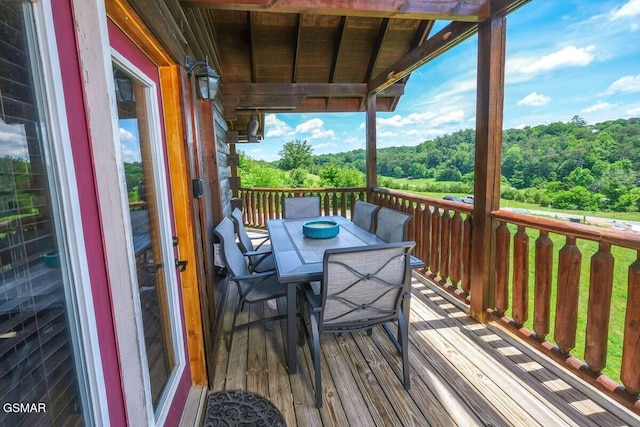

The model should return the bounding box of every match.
[113,63,175,408]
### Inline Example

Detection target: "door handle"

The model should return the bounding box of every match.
[175,259,188,272]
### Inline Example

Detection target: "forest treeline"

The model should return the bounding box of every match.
[239,117,640,212]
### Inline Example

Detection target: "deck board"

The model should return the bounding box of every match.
[209,273,640,426]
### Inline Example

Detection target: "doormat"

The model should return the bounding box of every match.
[203,389,286,426]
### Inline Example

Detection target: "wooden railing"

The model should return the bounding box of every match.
[371,188,474,300]
[238,187,367,228]
[238,186,640,411]
[491,210,640,410]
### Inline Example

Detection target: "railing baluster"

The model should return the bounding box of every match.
[413,204,424,266]
[512,225,529,325]
[450,211,463,287]
[495,221,510,314]
[555,236,582,354]
[430,208,441,276]
[461,214,471,294]
[440,209,451,282]
[422,205,432,272]
[585,242,615,373]
[621,251,640,394]
[534,230,553,340]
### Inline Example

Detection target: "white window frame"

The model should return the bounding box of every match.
[29,0,110,425]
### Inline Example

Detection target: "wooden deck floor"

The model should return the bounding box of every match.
[210,273,640,426]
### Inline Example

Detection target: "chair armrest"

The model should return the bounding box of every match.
[244,249,272,257]
[230,270,276,282]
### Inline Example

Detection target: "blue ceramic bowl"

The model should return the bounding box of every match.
[303,220,340,239]
[42,252,60,268]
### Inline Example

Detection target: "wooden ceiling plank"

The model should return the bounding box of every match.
[249,12,257,82]
[181,0,491,21]
[223,82,404,97]
[330,16,347,83]
[292,14,302,82]
[360,18,389,109]
[368,20,477,93]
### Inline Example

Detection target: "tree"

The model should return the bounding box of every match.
[289,168,308,188]
[278,139,313,171]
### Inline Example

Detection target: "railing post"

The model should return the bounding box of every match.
[365,93,377,200]
[470,15,507,321]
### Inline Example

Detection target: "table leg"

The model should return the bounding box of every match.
[287,282,297,374]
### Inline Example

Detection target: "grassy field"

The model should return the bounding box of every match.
[383,177,640,222]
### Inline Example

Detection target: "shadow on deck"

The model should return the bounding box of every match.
[208,271,639,426]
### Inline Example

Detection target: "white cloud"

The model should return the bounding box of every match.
[627,106,640,116]
[517,92,551,107]
[294,117,335,139]
[265,113,294,138]
[582,101,615,113]
[519,45,595,75]
[0,119,28,160]
[601,74,640,95]
[119,127,140,163]
[610,0,640,20]
[431,110,465,126]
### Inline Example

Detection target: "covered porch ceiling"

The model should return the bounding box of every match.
[178,0,529,141]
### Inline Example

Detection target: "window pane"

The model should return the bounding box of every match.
[0,2,87,425]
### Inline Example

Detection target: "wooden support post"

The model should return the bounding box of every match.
[366,93,377,200]
[469,15,507,322]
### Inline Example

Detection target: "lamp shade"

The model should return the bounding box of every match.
[196,66,220,100]
[186,56,220,101]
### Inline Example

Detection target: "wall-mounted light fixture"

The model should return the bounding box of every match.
[185,56,220,101]
[114,69,135,103]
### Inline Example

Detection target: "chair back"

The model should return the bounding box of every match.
[230,207,254,252]
[214,217,250,277]
[282,196,321,219]
[320,242,414,332]
[375,207,411,243]
[351,200,380,232]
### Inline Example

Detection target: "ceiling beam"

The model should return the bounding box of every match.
[249,11,257,82]
[368,20,477,93]
[223,82,405,97]
[181,0,491,22]
[293,14,302,82]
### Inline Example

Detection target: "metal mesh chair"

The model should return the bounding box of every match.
[351,200,380,233]
[214,218,287,349]
[374,207,412,243]
[230,208,275,273]
[282,196,321,219]
[300,241,415,408]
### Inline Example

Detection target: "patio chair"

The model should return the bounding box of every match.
[230,207,275,273]
[282,196,321,219]
[214,217,287,349]
[299,241,415,408]
[351,200,380,233]
[375,207,412,243]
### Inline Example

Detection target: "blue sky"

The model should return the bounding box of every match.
[241,0,640,162]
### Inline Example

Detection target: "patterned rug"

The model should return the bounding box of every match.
[203,390,286,426]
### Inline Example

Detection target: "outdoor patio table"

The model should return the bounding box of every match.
[267,215,423,374]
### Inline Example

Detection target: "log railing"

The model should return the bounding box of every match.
[371,188,473,300]
[491,209,640,410]
[238,187,367,228]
